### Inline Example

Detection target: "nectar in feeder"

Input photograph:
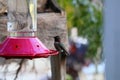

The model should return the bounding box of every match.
[0,0,58,59]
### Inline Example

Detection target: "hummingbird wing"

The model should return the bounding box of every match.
[54,42,69,56]
[59,42,70,56]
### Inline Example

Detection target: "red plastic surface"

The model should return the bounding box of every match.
[0,37,58,59]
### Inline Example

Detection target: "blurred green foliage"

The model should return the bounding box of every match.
[58,0,103,58]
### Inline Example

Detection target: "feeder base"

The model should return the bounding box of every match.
[0,37,58,59]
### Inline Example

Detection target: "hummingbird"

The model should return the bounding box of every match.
[54,36,70,56]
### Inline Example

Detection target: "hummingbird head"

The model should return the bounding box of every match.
[54,36,60,42]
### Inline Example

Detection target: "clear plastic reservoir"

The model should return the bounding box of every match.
[7,0,37,37]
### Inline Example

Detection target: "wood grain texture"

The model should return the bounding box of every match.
[37,13,68,49]
[0,0,7,14]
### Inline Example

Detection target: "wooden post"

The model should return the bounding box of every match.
[60,56,67,80]
[51,53,67,80]
[51,54,61,80]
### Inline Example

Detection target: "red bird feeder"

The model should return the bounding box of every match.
[0,0,58,59]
